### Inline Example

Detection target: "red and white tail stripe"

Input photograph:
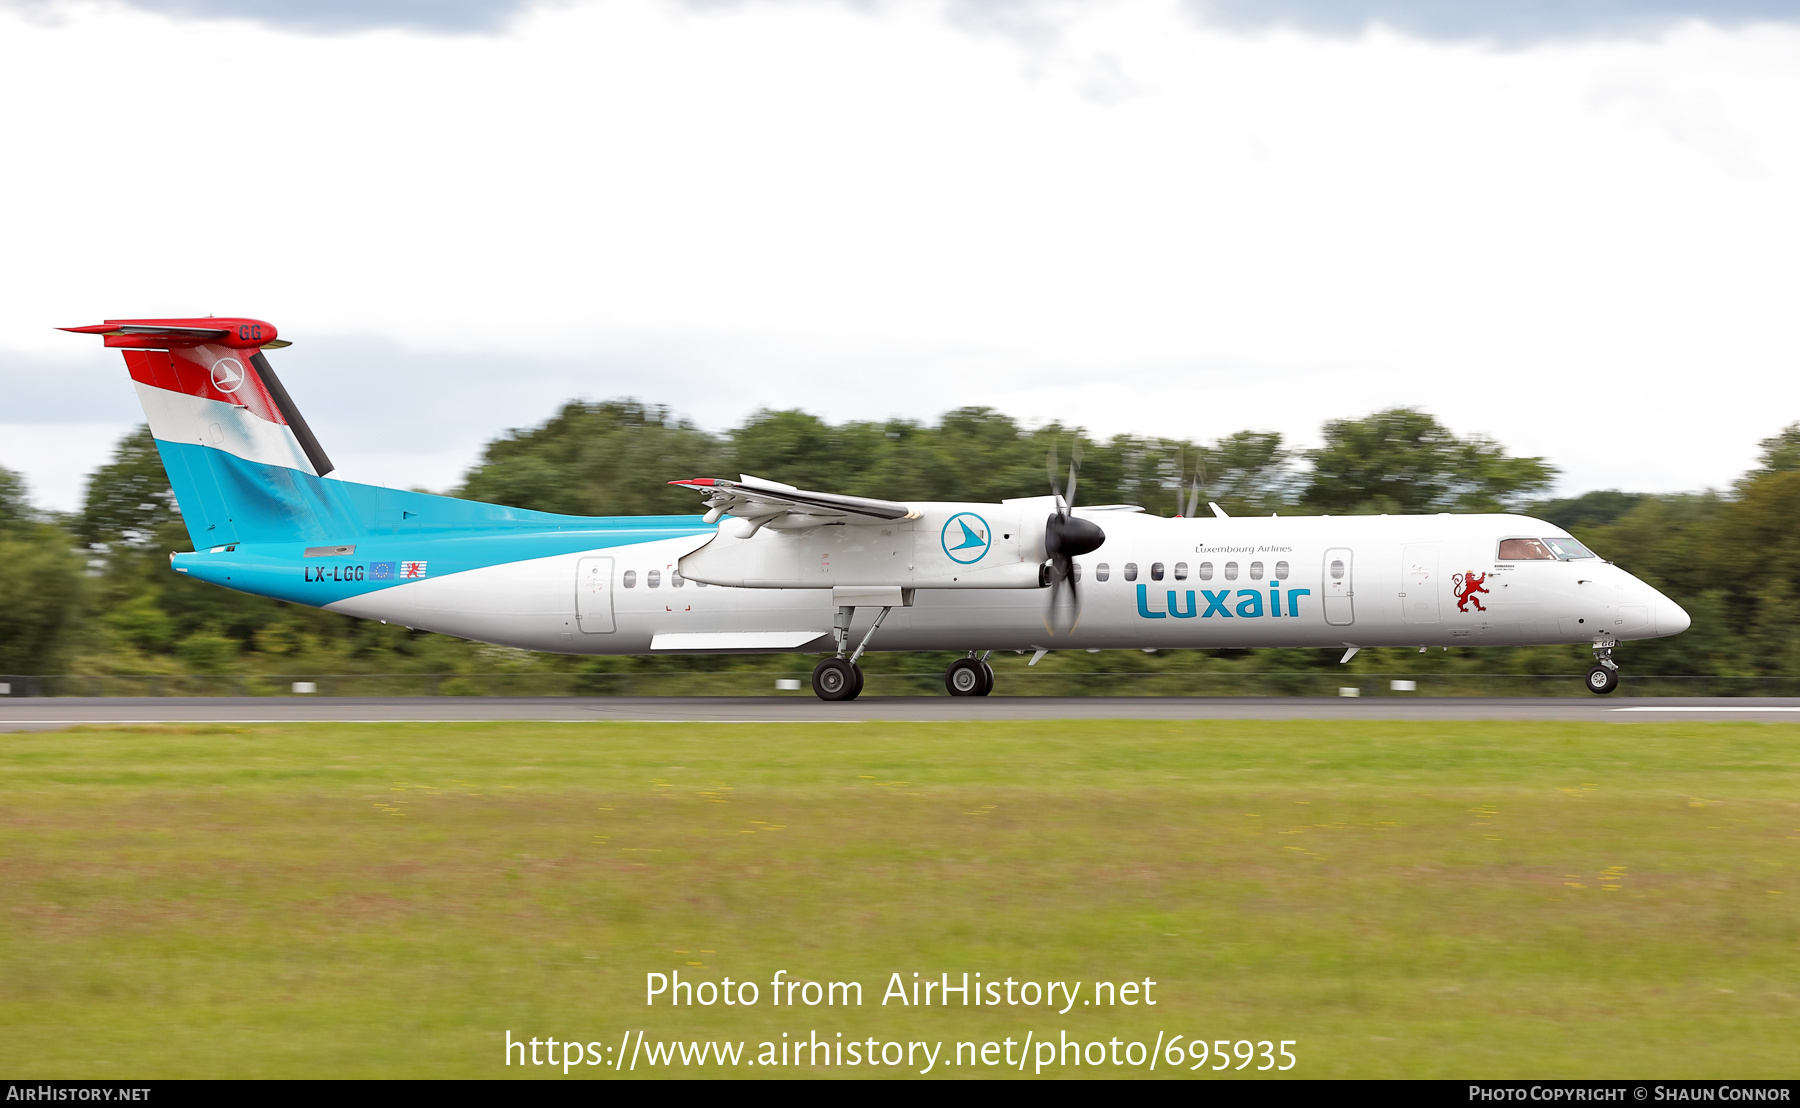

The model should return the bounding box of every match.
[61,318,334,477]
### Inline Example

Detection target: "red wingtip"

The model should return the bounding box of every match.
[669,478,717,486]
[58,324,115,334]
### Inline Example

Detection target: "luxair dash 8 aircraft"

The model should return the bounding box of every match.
[64,316,1690,700]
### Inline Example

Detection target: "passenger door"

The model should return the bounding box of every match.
[575,556,616,633]
[1400,543,1440,624]
[1323,548,1355,626]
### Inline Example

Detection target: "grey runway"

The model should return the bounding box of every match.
[5,695,1800,730]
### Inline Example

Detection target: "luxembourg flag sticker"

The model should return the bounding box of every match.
[400,561,428,579]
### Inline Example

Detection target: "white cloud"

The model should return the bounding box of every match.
[2,0,1798,511]
[0,423,137,512]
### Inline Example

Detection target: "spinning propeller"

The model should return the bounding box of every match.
[1175,451,1206,518]
[1043,441,1106,629]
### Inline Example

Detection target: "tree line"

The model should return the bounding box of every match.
[2,401,1795,683]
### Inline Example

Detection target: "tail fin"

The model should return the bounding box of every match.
[62,317,345,549]
[67,316,606,554]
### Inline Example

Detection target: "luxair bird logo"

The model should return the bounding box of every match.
[210,358,246,394]
[1452,570,1490,613]
[941,512,991,564]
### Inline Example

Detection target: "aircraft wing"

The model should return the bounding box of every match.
[669,475,918,529]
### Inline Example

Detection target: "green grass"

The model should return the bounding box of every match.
[0,721,1796,1078]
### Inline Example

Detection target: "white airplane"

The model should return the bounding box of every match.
[64,317,1690,700]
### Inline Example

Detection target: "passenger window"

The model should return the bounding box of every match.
[1224,562,1239,581]
[1198,562,1213,581]
[695,580,707,587]
[648,570,661,588]
[1124,563,1139,582]
[1072,562,1083,582]
[1095,563,1110,582]
[1330,559,1346,579]
[1498,538,1554,561]
[1275,560,1290,580]
[671,571,684,588]
[1249,561,1264,580]
[1151,562,1165,581]
[623,570,637,588]
[1173,562,1188,581]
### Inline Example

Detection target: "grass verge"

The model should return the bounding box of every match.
[0,720,1796,1078]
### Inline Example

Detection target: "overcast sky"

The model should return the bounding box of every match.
[3,0,1798,511]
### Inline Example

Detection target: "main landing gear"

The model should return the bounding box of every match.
[945,652,995,697]
[812,657,863,700]
[810,602,894,702]
[1585,641,1620,695]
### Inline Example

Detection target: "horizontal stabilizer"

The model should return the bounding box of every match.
[60,317,290,350]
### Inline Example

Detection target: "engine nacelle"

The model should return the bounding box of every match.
[679,499,1053,589]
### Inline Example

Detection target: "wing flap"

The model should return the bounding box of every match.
[650,631,829,652]
[670,475,916,526]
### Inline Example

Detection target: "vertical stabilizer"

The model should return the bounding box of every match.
[62,317,347,548]
[67,315,610,556]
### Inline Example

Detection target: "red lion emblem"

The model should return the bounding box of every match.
[1453,570,1489,613]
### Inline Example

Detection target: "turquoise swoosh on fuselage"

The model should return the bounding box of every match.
[156,438,702,548]
[152,442,715,606]
[172,523,714,606]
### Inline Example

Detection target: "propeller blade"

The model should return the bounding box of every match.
[1045,557,1078,631]
[1066,441,1082,508]
[1042,509,1102,631]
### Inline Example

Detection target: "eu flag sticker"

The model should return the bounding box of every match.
[368,562,395,581]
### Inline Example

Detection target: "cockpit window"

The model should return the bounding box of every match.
[1497,538,1554,560]
[1544,536,1597,560]
[1498,536,1600,561]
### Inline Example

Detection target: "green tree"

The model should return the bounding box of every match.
[1302,408,1555,515]
[77,425,181,550]
[176,629,239,674]
[1754,422,1800,474]
[0,466,33,532]
[0,467,85,673]
[1197,431,1297,516]
[1526,490,1647,531]
[459,400,722,516]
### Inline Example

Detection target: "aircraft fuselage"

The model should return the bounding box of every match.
[175,510,1687,656]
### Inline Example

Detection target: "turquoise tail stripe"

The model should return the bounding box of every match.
[154,441,715,606]
[172,525,713,607]
[155,438,682,548]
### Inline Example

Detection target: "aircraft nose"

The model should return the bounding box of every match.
[1654,591,1691,636]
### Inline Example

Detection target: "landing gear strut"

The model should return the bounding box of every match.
[945,652,995,697]
[1585,641,1620,695]
[811,602,894,701]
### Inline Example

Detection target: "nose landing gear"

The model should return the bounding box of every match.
[1585,640,1620,695]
